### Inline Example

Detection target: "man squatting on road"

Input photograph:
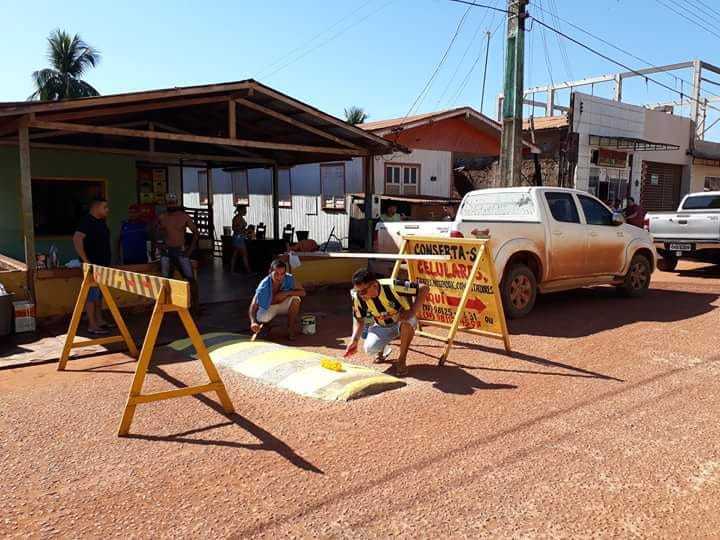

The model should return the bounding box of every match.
[344,268,429,377]
[249,259,306,340]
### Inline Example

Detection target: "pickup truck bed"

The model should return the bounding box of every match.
[647,191,720,271]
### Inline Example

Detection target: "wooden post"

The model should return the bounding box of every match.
[439,245,486,366]
[118,287,166,436]
[271,164,280,240]
[363,156,374,251]
[228,100,237,139]
[18,119,36,300]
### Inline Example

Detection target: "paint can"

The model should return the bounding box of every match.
[301,314,316,335]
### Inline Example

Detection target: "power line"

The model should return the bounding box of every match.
[527,15,720,115]
[695,0,720,20]
[450,16,504,106]
[654,0,720,41]
[676,0,720,26]
[447,0,509,14]
[535,0,555,87]
[528,1,720,102]
[257,0,377,78]
[399,3,473,125]
[546,0,574,79]
[435,0,497,107]
[260,0,394,80]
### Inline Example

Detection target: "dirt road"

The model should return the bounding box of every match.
[1,263,719,538]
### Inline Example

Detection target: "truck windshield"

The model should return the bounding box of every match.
[460,192,537,221]
[681,195,720,210]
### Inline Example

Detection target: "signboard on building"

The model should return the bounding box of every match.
[592,149,628,168]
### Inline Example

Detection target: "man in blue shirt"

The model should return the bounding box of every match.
[118,205,149,265]
[249,259,305,340]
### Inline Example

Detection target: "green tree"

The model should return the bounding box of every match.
[29,29,101,101]
[344,106,368,125]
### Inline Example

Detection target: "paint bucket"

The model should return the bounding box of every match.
[301,314,316,335]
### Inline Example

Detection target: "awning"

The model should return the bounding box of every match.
[589,134,680,152]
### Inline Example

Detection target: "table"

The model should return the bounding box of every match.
[221,236,288,273]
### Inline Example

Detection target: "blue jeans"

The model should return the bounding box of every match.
[160,247,194,281]
[363,317,418,355]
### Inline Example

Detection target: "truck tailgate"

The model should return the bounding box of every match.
[649,213,720,240]
[375,221,452,253]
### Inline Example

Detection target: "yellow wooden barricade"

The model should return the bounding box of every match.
[392,236,511,365]
[59,264,234,436]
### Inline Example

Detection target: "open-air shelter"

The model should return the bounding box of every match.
[0,79,397,302]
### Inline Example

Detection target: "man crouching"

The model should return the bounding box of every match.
[249,259,305,340]
[344,268,429,377]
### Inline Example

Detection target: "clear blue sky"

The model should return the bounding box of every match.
[2,0,720,136]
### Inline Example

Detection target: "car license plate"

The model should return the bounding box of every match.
[669,243,692,251]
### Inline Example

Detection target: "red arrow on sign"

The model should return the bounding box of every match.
[442,295,486,312]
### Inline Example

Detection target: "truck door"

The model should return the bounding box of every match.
[577,194,626,275]
[543,192,586,279]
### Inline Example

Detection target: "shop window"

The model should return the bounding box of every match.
[278,168,292,208]
[321,163,346,210]
[32,177,106,236]
[231,170,249,206]
[198,169,209,206]
[705,176,720,191]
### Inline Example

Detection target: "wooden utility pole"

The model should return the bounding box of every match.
[18,119,36,300]
[499,0,529,186]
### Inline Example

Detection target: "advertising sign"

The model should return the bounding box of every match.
[394,236,510,364]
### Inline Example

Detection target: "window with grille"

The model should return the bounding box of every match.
[385,163,420,195]
[321,163,346,210]
[231,170,249,206]
[705,176,720,191]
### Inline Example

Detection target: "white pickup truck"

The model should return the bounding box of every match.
[375,187,657,318]
[646,191,720,271]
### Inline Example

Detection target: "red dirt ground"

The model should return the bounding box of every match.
[1,262,719,538]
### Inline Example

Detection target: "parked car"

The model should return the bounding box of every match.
[376,187,657,318]
[645,191,720,271]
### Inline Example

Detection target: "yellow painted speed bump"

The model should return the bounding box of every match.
[165,332,405,401]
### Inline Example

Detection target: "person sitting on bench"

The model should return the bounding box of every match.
[249,259,305,340]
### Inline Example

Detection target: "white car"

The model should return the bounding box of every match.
[376,187,657,318]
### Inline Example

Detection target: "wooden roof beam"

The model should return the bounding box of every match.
[36,95,232,123]
[29,120,366,156]
[0,139,274,164]
[234,97,363,150]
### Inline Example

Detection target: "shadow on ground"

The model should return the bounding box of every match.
[510,286,719,338]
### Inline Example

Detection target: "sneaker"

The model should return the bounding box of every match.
[374,345,393,364]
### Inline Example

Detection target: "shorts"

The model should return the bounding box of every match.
[232,234,246,249]
[87,286,102,304]
[160,247,194,281]
[256,296,301,323]
[363,317,418,355]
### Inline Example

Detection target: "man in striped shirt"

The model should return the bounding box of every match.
[344,268,429,377]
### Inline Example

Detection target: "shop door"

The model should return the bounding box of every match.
[641,162,682,211]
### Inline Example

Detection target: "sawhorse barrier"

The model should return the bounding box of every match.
[60,264,235,436]
[392,236,511,365]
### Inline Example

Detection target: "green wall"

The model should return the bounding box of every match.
[0,147,137,263]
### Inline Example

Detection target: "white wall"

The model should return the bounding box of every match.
[371,148,452,197]
[572,93,645,199]
[690,162,720,193]
[571,92,693,201]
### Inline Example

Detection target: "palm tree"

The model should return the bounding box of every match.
[29,29,101,101]
[344,106,368,125]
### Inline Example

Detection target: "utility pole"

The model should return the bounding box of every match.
[480,31,492,113]
[499,0,529,187]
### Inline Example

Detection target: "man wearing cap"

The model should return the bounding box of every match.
[156,194,200,308]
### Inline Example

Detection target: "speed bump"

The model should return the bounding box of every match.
[165,332,406,401]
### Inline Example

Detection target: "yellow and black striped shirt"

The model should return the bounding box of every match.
[351,279,418,327]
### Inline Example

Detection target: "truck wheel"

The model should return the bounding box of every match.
[656,253,678,272]
[618,254,651,297]
[501,264,537,318]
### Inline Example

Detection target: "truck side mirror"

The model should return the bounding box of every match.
[612,212,625,226]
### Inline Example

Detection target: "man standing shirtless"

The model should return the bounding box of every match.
[156,194,199,308]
